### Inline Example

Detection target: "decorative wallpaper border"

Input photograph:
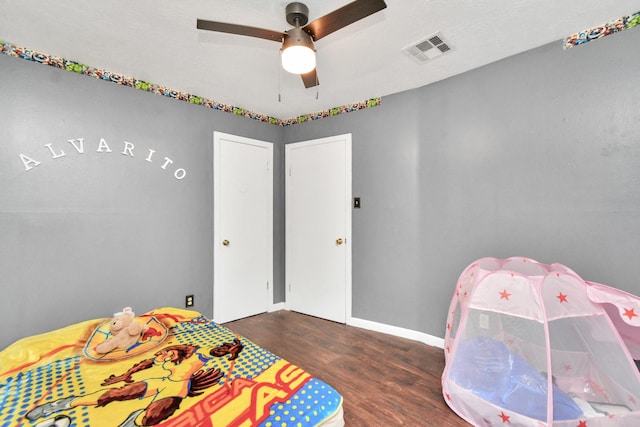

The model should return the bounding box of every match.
[0,39,380,126]
[563,10,640,49]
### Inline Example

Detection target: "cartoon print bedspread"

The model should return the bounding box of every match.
[0,308,343,427]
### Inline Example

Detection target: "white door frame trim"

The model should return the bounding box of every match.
[213,131,273,323]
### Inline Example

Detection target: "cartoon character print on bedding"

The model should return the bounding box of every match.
[26,338,244,426]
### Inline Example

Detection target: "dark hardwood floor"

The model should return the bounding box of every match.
[224,310,469,426]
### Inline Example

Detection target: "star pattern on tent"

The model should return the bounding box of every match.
[624,307,638,321]
[499,289,511,300]
[445,392,451,400]
[557,292,568,303]
[563,364,572,371]
[499,411,510,423]
[577,420,587,427]
[629,395,637,404]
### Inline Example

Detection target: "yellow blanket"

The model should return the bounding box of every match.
[0,308,342,427]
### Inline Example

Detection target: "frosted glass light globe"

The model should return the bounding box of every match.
[281,45,316,74]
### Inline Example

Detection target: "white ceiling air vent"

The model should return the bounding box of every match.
[402,32,452,64]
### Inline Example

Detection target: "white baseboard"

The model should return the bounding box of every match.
[348,316,445,349]
[271,304,444,349]
[269,302,286,312]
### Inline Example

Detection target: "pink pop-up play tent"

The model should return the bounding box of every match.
[442,257,640,426]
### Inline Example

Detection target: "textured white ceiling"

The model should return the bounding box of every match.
[0,0,637,119]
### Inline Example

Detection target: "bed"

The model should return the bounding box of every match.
[0,307,344,427]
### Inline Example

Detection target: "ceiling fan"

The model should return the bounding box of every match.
[197,0,387,88]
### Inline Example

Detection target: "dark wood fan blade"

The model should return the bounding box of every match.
[301,69,319,88]
[197,19,284,42]
[302,0,387,41]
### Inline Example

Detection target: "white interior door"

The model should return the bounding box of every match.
[286,134,352,323]
[213,132,273,323]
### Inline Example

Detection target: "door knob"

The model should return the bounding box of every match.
[222,239,230,246]
[336,238,344,245]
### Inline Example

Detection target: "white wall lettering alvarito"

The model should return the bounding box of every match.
[19,137,187,180]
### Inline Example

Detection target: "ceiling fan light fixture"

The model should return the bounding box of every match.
[197,0,387,87]
[281,27,316,74]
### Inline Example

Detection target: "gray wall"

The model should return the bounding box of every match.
[284,27,640,338]
[0,53,283,349]
[2,25,639,350]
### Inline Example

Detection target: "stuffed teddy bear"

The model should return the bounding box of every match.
[95,307,149,354]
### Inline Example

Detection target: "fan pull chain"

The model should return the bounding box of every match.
[278,50,282,102]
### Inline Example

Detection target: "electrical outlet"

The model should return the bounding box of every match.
[185,294,194,308]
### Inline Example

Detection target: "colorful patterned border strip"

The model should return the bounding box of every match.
[0,40,380,126]
[563,10,640,49]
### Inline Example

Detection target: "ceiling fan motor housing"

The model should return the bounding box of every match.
[283,27,314,50]
[286,2,309,27]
